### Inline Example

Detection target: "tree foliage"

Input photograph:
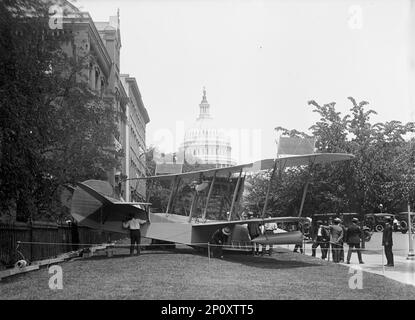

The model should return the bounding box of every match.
[244,98,415,217]
[0,0,121,221]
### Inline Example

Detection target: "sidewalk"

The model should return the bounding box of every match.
[343,251,415,287]
[279,243,415,287]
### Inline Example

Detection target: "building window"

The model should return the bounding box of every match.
[100,78,105,96]
[95,68,100,90]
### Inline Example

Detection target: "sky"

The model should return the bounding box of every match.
[73,0,414,164]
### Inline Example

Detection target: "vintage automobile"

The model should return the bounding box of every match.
[312,212,360,228]
[394,212,415,234]
[363,213,396,233]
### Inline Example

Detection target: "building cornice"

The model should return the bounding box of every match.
[62,12,112,78]
[122,76,150,124]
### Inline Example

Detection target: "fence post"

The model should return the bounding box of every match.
[361,222,365,249]
[29,219,33,262]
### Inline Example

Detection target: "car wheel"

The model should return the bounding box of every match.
[375,224,384,232]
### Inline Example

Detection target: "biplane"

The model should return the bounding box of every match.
[70,153,354,251]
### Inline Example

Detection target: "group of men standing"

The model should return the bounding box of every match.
[122,208,395,267]
[209,211,278,258]
[312,217,364,263]
[312,217,363,263]
[312,216,394,266]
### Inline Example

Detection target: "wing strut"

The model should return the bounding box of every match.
[261,159,278,218]
[202,171,216,221]
[228,168,243,221]
[166,176,178,214]
[188,191,198,222]
[146,179,153,203]
[298,157,316,217]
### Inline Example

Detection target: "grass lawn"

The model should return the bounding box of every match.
[1,246,414,299]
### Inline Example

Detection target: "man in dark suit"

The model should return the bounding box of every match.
[382,217,394,267]
[346,218,364,264]
[328,218,344,263]
[70,219,80,251]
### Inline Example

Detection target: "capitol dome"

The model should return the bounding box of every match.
[180,88,235,167]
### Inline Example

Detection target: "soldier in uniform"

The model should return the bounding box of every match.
[382,217,394,267]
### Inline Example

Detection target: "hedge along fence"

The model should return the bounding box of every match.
[0,221,126,268]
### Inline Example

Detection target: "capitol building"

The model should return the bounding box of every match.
[178,88,235,168]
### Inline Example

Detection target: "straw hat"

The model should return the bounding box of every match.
[222,227,231,236]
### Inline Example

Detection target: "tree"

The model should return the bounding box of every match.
[244,97,415,217]
[0,0,121,221]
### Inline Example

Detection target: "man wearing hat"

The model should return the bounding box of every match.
[328,218,344,263]
[264,214,278,255]
[209,226,231,259]
[311,220,329,259]
[247,212,262,255]
[345,218,364,264]
[382,217,394,266]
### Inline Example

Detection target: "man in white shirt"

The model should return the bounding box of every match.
[311,220,329,259]
[264,215,278,255]
[123,212,147,256]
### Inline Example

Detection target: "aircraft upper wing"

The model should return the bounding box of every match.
[133,153,354,181]
[253,153,354,170]
[112,202,152,205]
[134,162,254,181]
[191,216,309,227]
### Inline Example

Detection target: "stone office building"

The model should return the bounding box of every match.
[120,74,150,201]
[57,0,150,200]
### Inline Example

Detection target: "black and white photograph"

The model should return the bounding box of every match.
[1,0,415,306]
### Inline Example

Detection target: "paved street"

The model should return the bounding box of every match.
[363,232,415,257]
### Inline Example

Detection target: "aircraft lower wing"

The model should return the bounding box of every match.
[191,216,309,227]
